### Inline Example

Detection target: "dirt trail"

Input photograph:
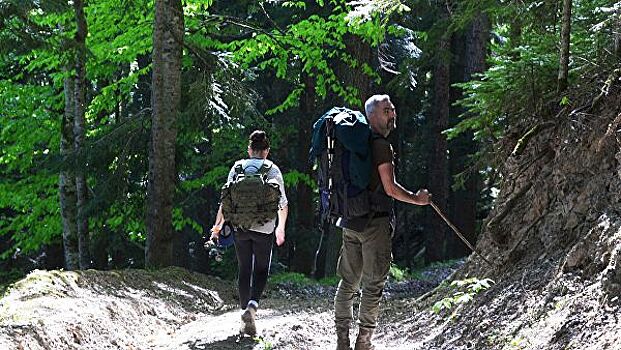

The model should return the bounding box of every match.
[0,265,453,350]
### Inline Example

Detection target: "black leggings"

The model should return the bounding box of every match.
[234,229,274,309]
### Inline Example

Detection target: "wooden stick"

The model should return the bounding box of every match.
[430,201,495,267]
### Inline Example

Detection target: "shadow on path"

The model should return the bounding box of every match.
[182,334,256,350]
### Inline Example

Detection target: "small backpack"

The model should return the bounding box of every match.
[220,160,281,230]
[310,107,391,223]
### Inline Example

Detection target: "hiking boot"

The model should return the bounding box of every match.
[354,327,375,350]
[241,305,257,336]
[336,325,352,350]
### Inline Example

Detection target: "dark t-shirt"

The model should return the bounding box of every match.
[369,133,394,195]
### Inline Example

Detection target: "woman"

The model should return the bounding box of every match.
[211,130,288,336]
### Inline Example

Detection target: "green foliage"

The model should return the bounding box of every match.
[432,277,494,314]
[269,271,338,286]
[389,263,410,282]
[283,170,316,189]
[0,0,398,265]
[2,0,615,273]
[317,275,340,286]
[448,38,560,143]
[444,0,619,200]
[0,78,62,256]
[346,0,411,24]
[269,272,314,286]
[223,0,387,111]
[253,335,274,350]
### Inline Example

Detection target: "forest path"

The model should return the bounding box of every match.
[152,305,336,350]
[150,297,427,350]
[148,270,453,350]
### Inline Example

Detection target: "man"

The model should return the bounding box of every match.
[334,95,431,350]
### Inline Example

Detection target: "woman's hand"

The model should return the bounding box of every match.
[209,224,223,240]
[275,226,285,246]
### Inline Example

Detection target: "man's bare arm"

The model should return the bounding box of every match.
[377,162,430,205]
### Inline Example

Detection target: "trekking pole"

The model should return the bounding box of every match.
[429,201,495,267]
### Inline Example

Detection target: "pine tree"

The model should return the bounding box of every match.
[146,0,184,268]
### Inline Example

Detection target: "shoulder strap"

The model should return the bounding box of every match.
[234,163,244,176]
[258,160,273,176]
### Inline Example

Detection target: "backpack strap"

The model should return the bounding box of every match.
[325,114,336,223]
[258,160,273,176]
[233,162,245,180]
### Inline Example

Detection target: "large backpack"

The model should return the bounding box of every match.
[309,107,391,224]
[220,160,281,230]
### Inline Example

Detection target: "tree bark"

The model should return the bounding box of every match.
[465,12,489,81]
[449,11,489,258]
[60,69,79,271]
[290,73,317,274]
[73,0,90,269]
[426,32,451,263]
[557,0,572,93]
[146,0,184,268]
[344,34,373,109]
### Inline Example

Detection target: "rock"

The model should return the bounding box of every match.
[563,242,588,271]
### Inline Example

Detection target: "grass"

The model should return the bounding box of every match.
[269,272,340,287]
[269,259,464,287]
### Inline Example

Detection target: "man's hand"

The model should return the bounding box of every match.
[415,189,432,205]
[275,226,285,246]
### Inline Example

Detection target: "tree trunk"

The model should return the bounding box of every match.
[60,69,79,271]
[449,12,489,258]
[557,0,572,93]
[297,75,315,229]
[291,73,317,274]
[344,34,373,109]
[426,32,451,263]
[465,13,489,81]
[73,0,90,269]
[146,0,184,268]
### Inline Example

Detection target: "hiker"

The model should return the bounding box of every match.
[334,95,431,350]
[210,130,288,336]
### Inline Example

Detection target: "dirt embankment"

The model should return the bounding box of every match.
[0,268,236,349]
[386,77,621,350]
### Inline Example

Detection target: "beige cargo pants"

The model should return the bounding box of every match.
[334,216,392,329]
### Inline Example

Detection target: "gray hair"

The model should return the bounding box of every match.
[364,94,391,117]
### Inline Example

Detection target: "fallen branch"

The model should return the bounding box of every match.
[591,68,621,109]
[511,121,556,157]
[596,113,621,153]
